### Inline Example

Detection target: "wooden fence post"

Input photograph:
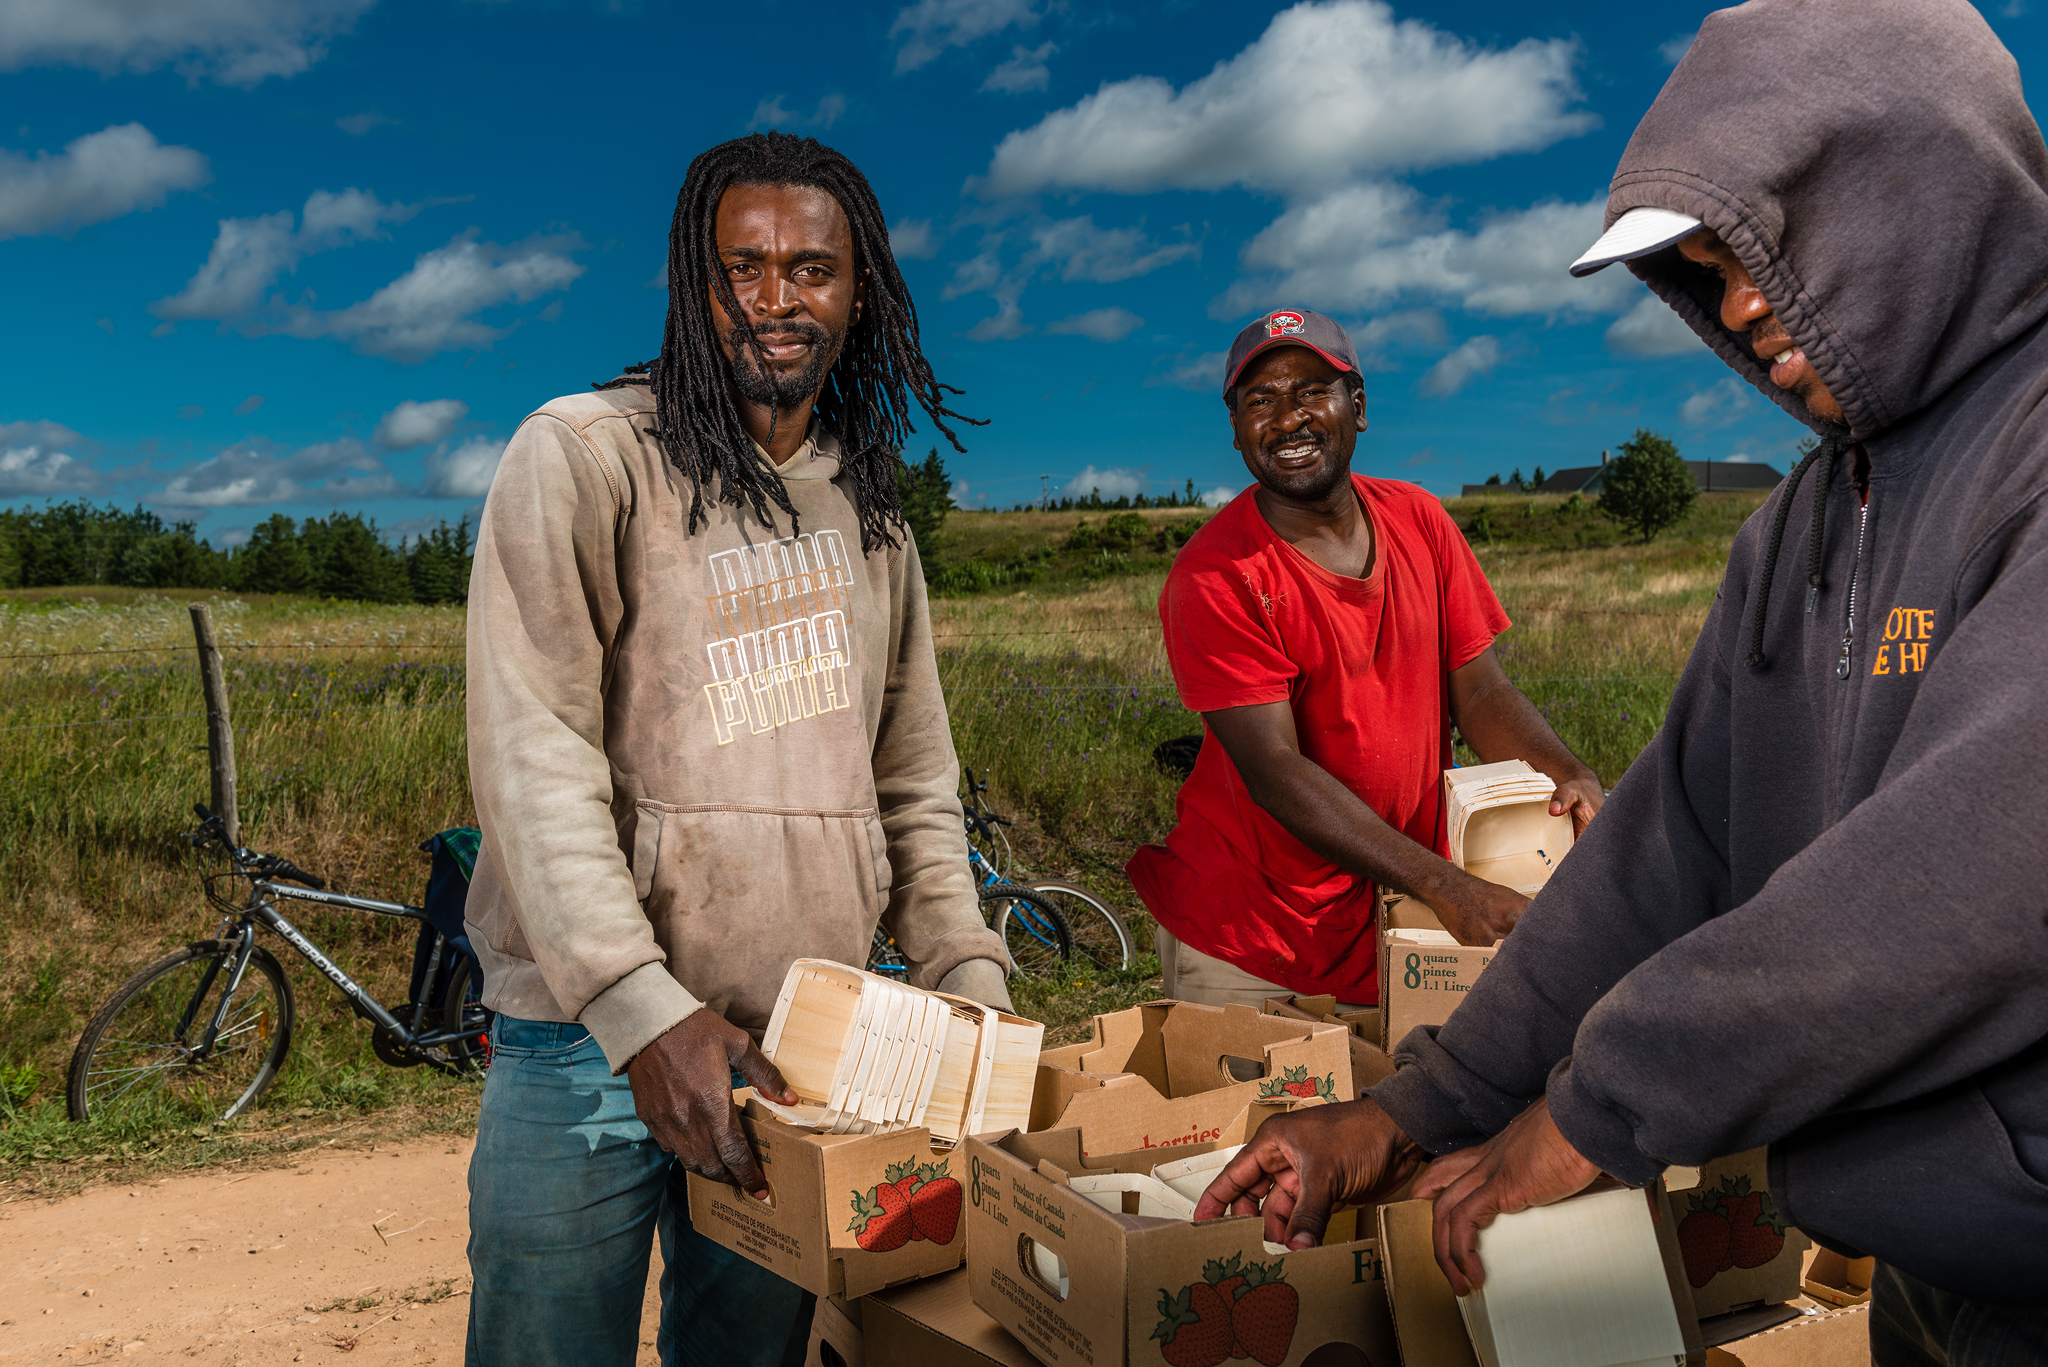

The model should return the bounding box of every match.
[188,603,239,845]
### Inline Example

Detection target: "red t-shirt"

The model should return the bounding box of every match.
[1127,476,1508,1003]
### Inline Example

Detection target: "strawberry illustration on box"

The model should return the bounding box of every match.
[1256,1065,1337,1103]
[849,1157,964,1251]
[1664,1150,1810,1320]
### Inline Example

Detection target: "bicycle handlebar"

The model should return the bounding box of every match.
[188,803,327,888]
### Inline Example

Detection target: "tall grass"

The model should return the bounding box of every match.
[0,492,1764,1171]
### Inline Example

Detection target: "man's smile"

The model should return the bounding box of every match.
[1265,435,1326,470]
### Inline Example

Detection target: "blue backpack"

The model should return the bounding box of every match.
[409,828,483,1011]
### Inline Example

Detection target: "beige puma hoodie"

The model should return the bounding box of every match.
[464,381,1005,1073]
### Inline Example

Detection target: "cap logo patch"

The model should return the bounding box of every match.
[1267,311,1305,337]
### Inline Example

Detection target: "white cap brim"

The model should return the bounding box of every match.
[1569,206,1704,277]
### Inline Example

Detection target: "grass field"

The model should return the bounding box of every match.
[0,489,1767,1186]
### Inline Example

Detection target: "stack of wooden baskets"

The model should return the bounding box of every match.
[1445,759,1577,895]
[753,959,1045,1145]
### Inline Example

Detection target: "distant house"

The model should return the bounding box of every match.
[1461,454,1783,497]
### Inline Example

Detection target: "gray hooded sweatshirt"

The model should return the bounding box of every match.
[1371,0,2048,1303]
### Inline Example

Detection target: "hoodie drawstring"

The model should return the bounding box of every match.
[1746,433,1846,670]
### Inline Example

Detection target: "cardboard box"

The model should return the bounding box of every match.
[1665,1151,1810,1319]
[1704,1305,1870,1367]
[1378,1191,1705,1367]
[865,1268,1040,1367]
[808,1294,864,1367]
[965,1127,1398,1367]
[1261,994,1396,1097]
[686,1102,974,1299]
[1379,925,1495,1054]
[1799,1248,1874,1308]
[1032,1001,1353,1156]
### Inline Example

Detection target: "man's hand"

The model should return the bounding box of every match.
[1425,874,1529,947]
[1411,1097,1600,1294]
[938,957,1014,1013]
[1192,1100,1425,1250]
[1548,774,1605,837]
[624,1009,798,1196]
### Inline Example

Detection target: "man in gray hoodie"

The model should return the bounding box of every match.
[462,133,1013,1366]
[1196,0,2048,1356]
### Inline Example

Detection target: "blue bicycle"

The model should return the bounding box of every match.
[867,770,1134,980]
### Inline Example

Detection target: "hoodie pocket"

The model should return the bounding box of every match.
[629,799,891,1027]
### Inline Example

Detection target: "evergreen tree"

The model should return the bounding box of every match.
[406,518,473,604]
[306,512,413,603]
[231,514,316,595]
[895,447,956,553]
[1599,429,1699,542]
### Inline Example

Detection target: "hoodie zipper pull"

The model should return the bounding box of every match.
[1836,502,1871,680]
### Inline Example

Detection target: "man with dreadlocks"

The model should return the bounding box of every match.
[458,132,1013,1366]
[1195,0,2048,1357]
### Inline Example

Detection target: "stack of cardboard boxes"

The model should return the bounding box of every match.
[702,767,1865,1367]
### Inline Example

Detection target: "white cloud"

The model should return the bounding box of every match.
[890,218,940,260]
[1028,216,1198,283]
[1147,351,1228,392]
[983,41,1055,93]
[1659,31,1695,65]
[335,109,397,136]
[1348,308,1447,369]
[1680,377,1753,427]
[157,200,584,363]
[966,296,1029,341]
[309,234,584,362]
[375,398,469,449]
[1723,452,1756,464]
[1417,335,1501,397]
[0,0,376,86]
[234,394,264,415]
[0,124,209,242]
[0,420,95,497]
[1046,307,1144,342]
[153,437,396,508]
[1200,485,1240,507]
[422,436,504,499]
[891,0,1039,73]
[749,93,847,131]
[1220,189,1633,320]
[153,188,421,322]
[1606,293,1707,357]
[947,216,1196,339]
[1063,466,1145,500]
[979,0,1591,199]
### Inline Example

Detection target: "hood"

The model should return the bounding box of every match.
[1608,0,2048,440]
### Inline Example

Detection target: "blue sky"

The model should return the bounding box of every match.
[1,0,2040,543]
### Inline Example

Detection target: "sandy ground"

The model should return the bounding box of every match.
[0,1140,662,1367]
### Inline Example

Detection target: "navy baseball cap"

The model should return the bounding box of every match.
[1222,308,1361,396]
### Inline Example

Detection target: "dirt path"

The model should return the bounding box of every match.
[0,1140,661,1366]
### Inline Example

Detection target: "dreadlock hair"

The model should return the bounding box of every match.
[599,132,983,553]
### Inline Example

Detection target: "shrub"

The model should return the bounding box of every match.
[1599,429,1699,542]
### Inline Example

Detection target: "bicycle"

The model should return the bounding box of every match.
[961,768,1134,976]
[866,770,1134,980]
[66,805,492,1126]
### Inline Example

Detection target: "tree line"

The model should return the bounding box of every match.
[0,501,474,604]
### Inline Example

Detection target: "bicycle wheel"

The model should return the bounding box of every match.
[1025,881,1135,975]
[865,926,911,977]
[440,954,495,1072]
[67,940,294,1125]
[982,885,1072,979]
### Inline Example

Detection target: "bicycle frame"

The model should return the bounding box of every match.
[198,879,480,1069]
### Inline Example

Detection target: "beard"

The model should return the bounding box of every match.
[725,319,841,409]
[1251,432,1354,504]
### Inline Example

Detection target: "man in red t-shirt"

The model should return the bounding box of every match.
[1127,308,1605,1008]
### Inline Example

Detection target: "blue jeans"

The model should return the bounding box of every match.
[1871,1261,2048,1365]
[465,1017,815,1367]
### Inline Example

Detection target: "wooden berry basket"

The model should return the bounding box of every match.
[1444,760,1576,894]
[757,959,1044,1146]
